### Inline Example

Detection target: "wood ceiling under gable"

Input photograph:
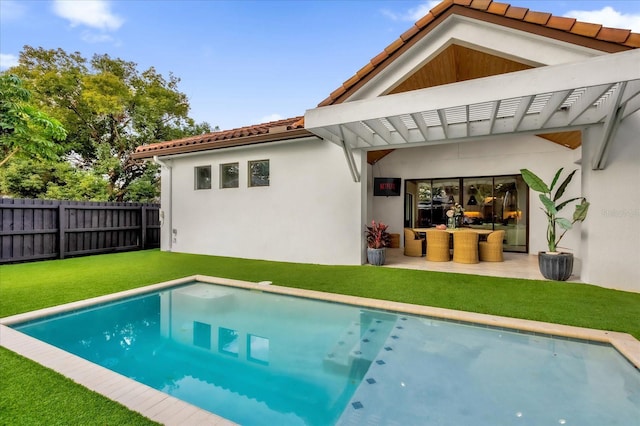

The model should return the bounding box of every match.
[365,44,581,164]
[388,44,533,94]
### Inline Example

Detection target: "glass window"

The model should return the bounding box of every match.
[195,166,212,190]
[220,162,239,188]
[218,327,239,357]
[247,334,269,364]
[249,160,269,187]
[462,178,493,228]
[494,176,527,253]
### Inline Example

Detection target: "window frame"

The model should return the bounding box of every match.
[194,165,212,190]
[248,159,270,187]
[220,162,240,189]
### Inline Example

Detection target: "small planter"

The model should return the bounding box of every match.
[367,247,386,266]
[538,252,573,281]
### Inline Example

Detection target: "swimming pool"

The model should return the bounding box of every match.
[2,276,639,425]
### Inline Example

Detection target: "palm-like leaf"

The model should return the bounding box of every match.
[520,169,548,193]
[553,169,576,202]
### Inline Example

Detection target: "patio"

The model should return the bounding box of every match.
[382,249,579,282]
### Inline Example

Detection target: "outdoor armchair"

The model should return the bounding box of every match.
[425,230,450,262]
[453,231,479,264]
[479,230,505,262]
[404,228,424,257]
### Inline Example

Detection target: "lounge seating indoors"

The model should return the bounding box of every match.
[425,230,450,262]
[404,228,425,257]
[452,231,479,264]
[479,230,506,262]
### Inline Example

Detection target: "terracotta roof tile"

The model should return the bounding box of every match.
[523,11,551,26]
[597,27,631,44]
[469,0,492,11]
[415,12,435,29]
[356,62,375,78]
[546,16,576,32]
[487,1,509,15]
[400,25,420,41]
[329,85,347,100]
[384,38,405,55]
[570,21,602,38]
[624,33,640,48]
[431,0,454,16]
[133,117,307,158]
[343,74,361,91]
[371,51,390,67]
[504,5,528,20]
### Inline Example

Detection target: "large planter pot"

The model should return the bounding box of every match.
[367,247,386,266]
[538,252,574,281]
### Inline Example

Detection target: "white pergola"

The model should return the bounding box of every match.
[305,50,640,181]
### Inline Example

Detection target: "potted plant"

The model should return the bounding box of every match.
[520,168,590,281]
[365,220,391,266]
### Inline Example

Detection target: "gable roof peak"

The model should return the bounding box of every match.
[318,0,639,107]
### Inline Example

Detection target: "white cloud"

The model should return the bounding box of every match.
[565,6,640,32]
[0,0,27,22]
[52,0,123,31]
[0,53,19,70]
[80,31,114,43]
[382,1,440,22]
[259,114,283,124]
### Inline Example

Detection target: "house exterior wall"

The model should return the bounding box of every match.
[156,137,364,265]
[580,114,640,293]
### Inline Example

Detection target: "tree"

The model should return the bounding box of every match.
[0,157,109,200]
[0,74,67,167]
[7,46,211,201]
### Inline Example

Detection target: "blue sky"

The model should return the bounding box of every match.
[2,0,639,131]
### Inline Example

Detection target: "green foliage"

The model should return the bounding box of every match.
[6,46,212,201]
[0,157,109,200]
[0,348,159,425]
[520,168,590,252]
[0,74,67,167]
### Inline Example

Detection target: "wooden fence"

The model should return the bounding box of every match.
[0,198,160,264]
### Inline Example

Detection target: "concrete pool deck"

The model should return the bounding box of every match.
[2,275,639,425]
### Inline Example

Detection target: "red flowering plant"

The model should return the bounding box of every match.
[365,220,391,249]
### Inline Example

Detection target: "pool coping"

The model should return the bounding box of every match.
[2,275,639,425]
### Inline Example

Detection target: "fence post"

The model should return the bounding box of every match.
[58,204,66,259]
[140,205,147,249]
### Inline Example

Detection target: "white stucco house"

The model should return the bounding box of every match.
[134,0,640,293]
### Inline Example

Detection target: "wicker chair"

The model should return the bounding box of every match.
[453,231,479,264]
[425,230,450,262]
[479,230,505,262]
[404,228,424,257]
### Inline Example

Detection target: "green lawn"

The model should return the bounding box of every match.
[1,249,639,424]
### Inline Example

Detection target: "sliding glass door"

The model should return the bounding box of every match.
[406,175,527,253]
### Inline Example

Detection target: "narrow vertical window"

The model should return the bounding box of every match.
[220,162,239,188]
[195,166,212,190]
[248,160,269,187]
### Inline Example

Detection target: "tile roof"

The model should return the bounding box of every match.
[133,116,308,159]
[134,0,638,159]
[318,0,639,107]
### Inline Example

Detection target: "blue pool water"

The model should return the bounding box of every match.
[14,281,640,425]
